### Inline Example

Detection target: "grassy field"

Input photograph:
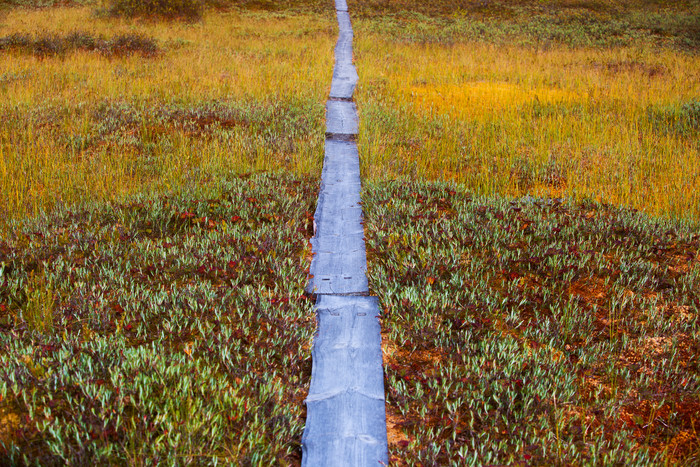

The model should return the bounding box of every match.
[0,0,329,463]
[1,0,699,464]
[352,0,700,464]
[352,0,700,226]
[0,1,334,233]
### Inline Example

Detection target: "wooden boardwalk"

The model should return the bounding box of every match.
[301,1,390,465]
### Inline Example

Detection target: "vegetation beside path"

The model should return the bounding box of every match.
[352,0,700,225]
[353,3,699,463]
[364,180,700,465]
[0,173,317,464]
[0,1,328,463]
[0,3,334,234]
[353,4,700,461]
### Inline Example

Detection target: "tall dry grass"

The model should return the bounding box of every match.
[355,38,700,225]
[0,6,335,231]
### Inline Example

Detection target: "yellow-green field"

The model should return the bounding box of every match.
[1,0,699,464]
[0,3,334,232]
[352,1,700,225]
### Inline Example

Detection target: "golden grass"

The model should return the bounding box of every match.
[0,7,334,102]
[0,6,335,230]
[2,4,698,228]
[355,36,700,225]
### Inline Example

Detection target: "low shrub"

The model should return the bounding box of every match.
[0,31,158,57]
[0,0,94,7]
[104,0,204,21]
[0,33,33,52]
[105,33,159,56]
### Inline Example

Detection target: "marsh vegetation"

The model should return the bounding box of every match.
[352,0,700,225]
[1,0,698,464]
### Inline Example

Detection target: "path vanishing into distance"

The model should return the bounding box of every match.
[302,0,390,465]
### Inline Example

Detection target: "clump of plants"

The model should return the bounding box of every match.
[0,0,94,7]
[0,31,158,57]
[103,0,204,21]
[203,0,331,13]
[0,173,317,464]
[363,180,700,465]
[647,99,700,137]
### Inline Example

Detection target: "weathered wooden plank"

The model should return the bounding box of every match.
[321,140,361,184]
[337,11,353,33]
[302,296,388,466]
[335,31,354,65]
[308,234,369,295]
[326,100,359,136]
[314,200,364,237]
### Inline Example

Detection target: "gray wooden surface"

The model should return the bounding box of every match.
[302,1,389,465]
[326,101,359,136]
[302,296,388,466]
[309,234,369,295]
[330,10,357,100]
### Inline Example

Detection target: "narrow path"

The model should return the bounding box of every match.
[301,0,390,465]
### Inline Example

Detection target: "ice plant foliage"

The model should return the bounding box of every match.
[364,181,700,465]
[0,174,317,464]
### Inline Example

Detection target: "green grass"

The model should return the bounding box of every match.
[363,180,700,465]
[0,0,93,8]
[349,0,700,49]
[0,173,317,464]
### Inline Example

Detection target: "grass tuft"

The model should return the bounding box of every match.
[0,31,159,57]
[103,0,204,21]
